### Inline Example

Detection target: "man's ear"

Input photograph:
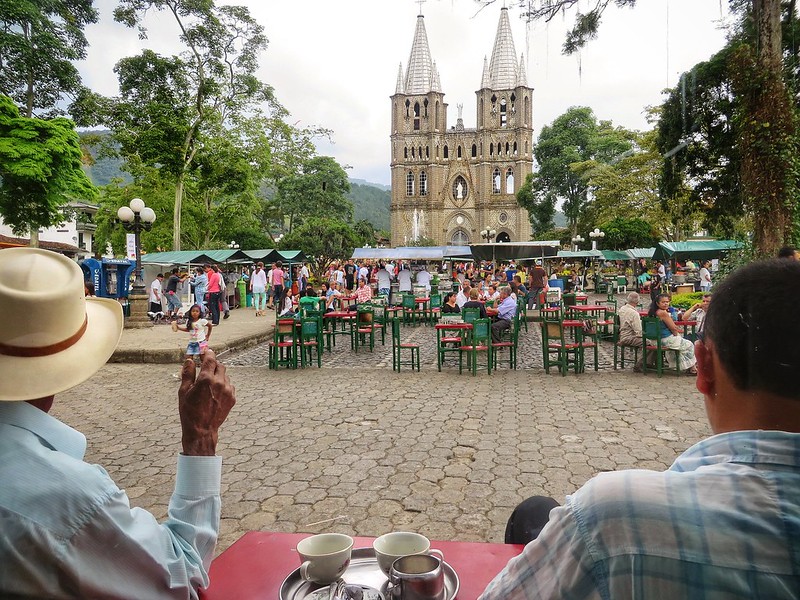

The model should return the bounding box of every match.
[695,338,715,396]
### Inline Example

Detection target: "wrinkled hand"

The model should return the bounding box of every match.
[178,349,236,456]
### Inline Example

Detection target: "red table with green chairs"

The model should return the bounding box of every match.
[434,322,472,371]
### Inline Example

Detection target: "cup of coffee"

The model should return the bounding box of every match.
[387,554,446,600]
[373,532,443,576]
[297,533,354,585]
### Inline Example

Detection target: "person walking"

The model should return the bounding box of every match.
[204,263,223,326]
[250,262,268,316]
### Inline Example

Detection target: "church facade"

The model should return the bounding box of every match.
[390,7,534,246]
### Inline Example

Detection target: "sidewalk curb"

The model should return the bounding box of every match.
[109,328,274,364]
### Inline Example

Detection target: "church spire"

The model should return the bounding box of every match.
[487,7,519,89]
[517,54,527,87]
[396,63,405,94]
[481,56,490,89]
[403,14,435,94]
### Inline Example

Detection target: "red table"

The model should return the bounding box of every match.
[323,310,356,350]
[199,531,523,600]
[435,322,473,371]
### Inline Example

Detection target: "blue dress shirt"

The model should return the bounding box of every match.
[0,401,222,599]
[480,430,800,599]
[497,295,517,321]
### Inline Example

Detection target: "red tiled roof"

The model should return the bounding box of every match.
[0,234,84,254]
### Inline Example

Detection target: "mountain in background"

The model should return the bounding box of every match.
[348,180,390,231]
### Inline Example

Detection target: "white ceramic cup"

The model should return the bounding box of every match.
[373,532,444,576]
[297,533,354,585]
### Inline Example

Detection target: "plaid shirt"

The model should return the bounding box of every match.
[354,284,372,304]
[480,430,800,600]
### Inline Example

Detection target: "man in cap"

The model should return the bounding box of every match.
[527,260,547,310]
[0,248,236,598]
[481,258,800,599]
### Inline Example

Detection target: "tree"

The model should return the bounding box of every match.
[490,0,796,255]
[534,106,632,235]
[353,219,376,247]
[98,0,276,251]
[598,217,659,249]
[0,0,97,117]
[273,156,353,234]
[0,95,97,244]
[516,172,555,237]
[278,218,359,280]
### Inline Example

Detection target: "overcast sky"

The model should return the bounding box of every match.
[78,0,733,186]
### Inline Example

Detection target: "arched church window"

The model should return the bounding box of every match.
[414,102,420,130]
[489,143,494,156]
[471,144,477,158]
[423,98,428,117]
[435,101,439,129]
[426,146,430,158]
[406,171,414,196]
[443,145,449,159]
[505,168,514,193]
[496,231,511,243]
[457,146,462,159]
[411,147,415,158]
[405,99,411,118]
[420,171,428,196]
[451,229,470,245]
[513,142,518,155]
[404,147,408,159]
[492,168,501,194]
[525,96,530,125]
[418,146,423,159]
[500,98,507,127]
[505,142,510,154]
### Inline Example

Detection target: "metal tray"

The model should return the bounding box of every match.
[280,547,460,600]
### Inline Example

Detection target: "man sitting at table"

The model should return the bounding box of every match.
[456,284,470,309]
[349,277,372,310]
[617,291,644,372]
[480,258,800,599]
[488,286,516,342]
[682,292,711,340]
[324,282,342,313]
[0,248,237,598]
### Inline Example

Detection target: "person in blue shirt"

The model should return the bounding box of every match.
[489,286,516,342]
[481,258,800,599]
[0,248,237,599]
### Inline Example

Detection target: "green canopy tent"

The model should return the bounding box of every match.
[651,240,743,262]
[602,250,634,261]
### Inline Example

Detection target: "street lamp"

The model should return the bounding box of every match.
[571,234,585,252]
[117,198,156,327]
[590,228,605,251]
[228,240,240,249]
[480,228,497,243]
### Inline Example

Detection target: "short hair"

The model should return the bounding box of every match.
[171,268,179,274]
[305,287,316,297]
[704,259,800,399]
[157,273,164,278]
[500,286,511,297]
[626,291,640,304]
[777,245,797,258]
[276,260,282,268]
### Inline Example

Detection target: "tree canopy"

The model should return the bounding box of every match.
[0,95,97,240]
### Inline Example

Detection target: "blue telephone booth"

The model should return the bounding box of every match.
[81,258,136,299]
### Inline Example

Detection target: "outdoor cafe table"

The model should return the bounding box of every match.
[675,319,698,337]
[435,322,473,371]
[199,531,524,600]
[323,310,356,350]
[567,304,607,319]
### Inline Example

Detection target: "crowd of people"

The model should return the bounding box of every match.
[2,247,798,598]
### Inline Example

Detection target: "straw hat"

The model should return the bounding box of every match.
[0,248,123,401]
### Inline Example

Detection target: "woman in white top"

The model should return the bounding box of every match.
[699,261,712,291]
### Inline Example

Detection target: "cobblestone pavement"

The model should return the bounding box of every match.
[54,332,710,556]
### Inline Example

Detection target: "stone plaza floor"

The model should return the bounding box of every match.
[53,319,710,554]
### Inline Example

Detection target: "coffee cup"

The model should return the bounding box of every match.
[297,533,354,585]
[373,532,444,576]
[387,554,445,600]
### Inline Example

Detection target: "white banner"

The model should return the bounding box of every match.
[126,234,136,260]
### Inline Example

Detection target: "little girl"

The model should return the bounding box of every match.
[172,304,212,359]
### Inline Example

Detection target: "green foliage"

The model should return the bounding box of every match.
[407,236,437,247]
[670,292,706,310]
[516,172,554,236]
[274,156,353,233]
[534,106,633,233]
[713,239,762,285]
[0,0,98,117]
[0,95,97,237]
[279,217,358,280]
[598,217,659,249]
[348,182,390,230]
[352,219,376,247]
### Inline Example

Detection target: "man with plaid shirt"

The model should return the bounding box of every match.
[481,259,800,599]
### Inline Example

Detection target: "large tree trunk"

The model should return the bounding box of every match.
[29,229,39,248]
[743,0,795,256]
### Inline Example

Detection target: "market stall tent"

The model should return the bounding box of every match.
[651,240,743,262]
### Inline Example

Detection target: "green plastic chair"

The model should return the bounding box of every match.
[642,317,681,377]
[459,318,492,376]
[613,313,639,370]
[354,306,375,352]
[492,314,519,370]
[299,318,322,368]
[540,319,580,376]
[268,318,297,369]
[391,317,420,371]
[401,294,418,326]
[428,293,442,325]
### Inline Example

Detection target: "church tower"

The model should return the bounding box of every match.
[390,7,533,246]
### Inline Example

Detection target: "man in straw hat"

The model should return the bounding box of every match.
[481,258,800,599]
[0,248,236,598]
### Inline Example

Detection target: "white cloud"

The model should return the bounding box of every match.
[76,0,732,185]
